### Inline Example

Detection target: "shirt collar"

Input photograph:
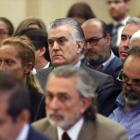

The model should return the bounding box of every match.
[57,117,84,140]
[101,50,115,70]
[113,16,130,26]
[43,62,50,69]
[16,124,29,140]
[74,61,81,68]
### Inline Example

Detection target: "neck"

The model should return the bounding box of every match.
[35,59,49,70]
[114,14,129,22]
[91,52,111,69]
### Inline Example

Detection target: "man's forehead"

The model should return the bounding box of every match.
[48,24,72,38]
[122,23,140,36]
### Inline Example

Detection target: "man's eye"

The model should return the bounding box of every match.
[121,36,127,41]
[48,41,53,46]
[59,95,69,101]
[58,39,65,44]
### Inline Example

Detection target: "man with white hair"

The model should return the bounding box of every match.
[129,30,140,48]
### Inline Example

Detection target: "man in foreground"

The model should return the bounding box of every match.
[33,65,128,140]
[0,72,51,140]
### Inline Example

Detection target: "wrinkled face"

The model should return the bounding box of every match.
[107,0,130,21]
[119,23,140,62]
[122,56,140,109]
[46,75,87,130]
[0,94,20,140]
[82,22,110,68]
[0,45,26,82]
[48,25,82,67]
[0,21,9,45]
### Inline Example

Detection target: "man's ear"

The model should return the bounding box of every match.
[77,41,83,54]
[106,34,111,48]
[80,97,92,114]
[38,47,46,57]
[16,109,30,123]
[24,62,33,74]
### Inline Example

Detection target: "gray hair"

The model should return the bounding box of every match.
[126,17,140,25]
[129,30,140,49]
[47,65,96,120]
[48,18,86,53]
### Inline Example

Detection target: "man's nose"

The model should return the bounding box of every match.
[0,62,5,71]
[52,42,60,51]
[49,98,61,110]
[86,42,93,50]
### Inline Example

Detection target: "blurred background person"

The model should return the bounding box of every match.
[107,0,131,56]
[14,17,47,35]
[129,29,140,48]
[16,28,51,70]
[0,17,14,45]
[0,72,51,140]
[0,37,46,122]
[67,2,96,25]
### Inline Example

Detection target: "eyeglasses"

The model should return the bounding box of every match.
[86,36,104,46]
[117,69,140,90]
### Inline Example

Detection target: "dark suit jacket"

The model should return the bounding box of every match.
[28,86,46,122]
[27,126,51,140]
[36,62,115,94]
[107,23,113,37]
[32,114,128,140]
[107,23,120,56]
[82,56,123,78]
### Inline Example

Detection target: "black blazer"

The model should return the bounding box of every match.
[36,62,115,94]
[28,86,46,122]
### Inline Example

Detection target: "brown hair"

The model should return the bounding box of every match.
[1,37,43,93]
[14,17,47,36]
[67,2,96,21]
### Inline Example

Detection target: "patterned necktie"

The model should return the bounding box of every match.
[110,24,123,49]
[62,132,71,140]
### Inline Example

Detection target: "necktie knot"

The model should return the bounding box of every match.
[62,132,71,140]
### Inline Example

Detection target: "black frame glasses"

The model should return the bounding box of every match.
[117,69,140,89]
[86,36,104,46]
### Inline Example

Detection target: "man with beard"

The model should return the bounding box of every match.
[107,0,131,56]
[33,65,128,140]
[81,18,123,77]
[109,46,140,140]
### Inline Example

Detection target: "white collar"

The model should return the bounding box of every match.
[57,117,84,140]
[43,62,50,69]
[16,124,29,140]
[113,16,130,26]
[74,61,81,68]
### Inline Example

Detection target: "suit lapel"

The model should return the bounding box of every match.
[44,125,58,140]
[77,119,95,140]
[80,62,92,76]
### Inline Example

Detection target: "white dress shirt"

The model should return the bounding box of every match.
[16,124,30,140]
[113,16,130,47]
[57,117,84,140]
